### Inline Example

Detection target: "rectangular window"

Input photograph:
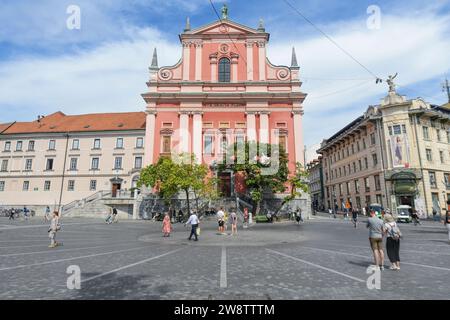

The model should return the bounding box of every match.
[91,158,99,170]
[134,156,143,169]
[423,126,430,140]
[68,180,75,191]
[376,194,382,205]
[25,159,33,171]
[48,140,56,150]
[69,158,78,171]
[204,135,214,155]
[437,129,441,142]
[355,180,360,193]
[363,139,366,149]
[235,135,245,146]
[202,122,213,129]
[16,141,23,151]
[426,149,433,162]
[440,150,445,164]
[429,172,437,188]
[23,181,29,191]
[235,122,247,129]
[0,181,4,191]
[374,175,381,191]
[444,173,450,190]
[447,131,450,143]
[4,141,11,151]
[364,157,368,169]
[372,153,378,167]
[365,177,370,193]
[44,181,51,191]
[46,158,54,171]
[136,137,144,148]
[72,139,80,150]
[162,136,171,154]
[114,157,122,170]
[353,162,356,173]
[393,125,401,135]
[1,160,8,172]
[219,122,230,128]
[279,136,287,152]
[358,160,362,171]
[370,133,376,145]
[402,124,406,134]
[93,139,101,149]
[28,141,35,151]
[346,182,351,195]
[116,138,124,149]
[90,180,97,191]
[162,122,173,128]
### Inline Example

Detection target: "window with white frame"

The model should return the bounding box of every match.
[23,181,29,191]
[48,140,56,150]
[4,141,11,151]
[16,141,23,151]
[91,157,99,170]
[116,138,124,149]
[72,139,80,150]
[46,158,54,171]
[68,180,75,191]
[136,137,144,148]
[0,181,4,191]
[69,158,78,171]
[28,141,35,151]
[93,139,101,149]
[134,156,142,169]
[44,181,51,191]
[25,159,32,171]
[90,180,97,191]
[114,157,122,170]
[1,160,8,172]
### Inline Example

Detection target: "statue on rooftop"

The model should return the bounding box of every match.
[386,73,398,93]
[221,4,228,20]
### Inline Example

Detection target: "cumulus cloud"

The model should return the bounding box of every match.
[0,2,449,152]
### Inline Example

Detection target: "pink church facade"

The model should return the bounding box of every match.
[142,15,306,196]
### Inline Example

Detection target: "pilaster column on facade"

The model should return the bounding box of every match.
[144,110,157,166]
[192,111,203,164]
[245,111,257,142]
[194,41,203,81]
[257,41,266,81]
[245,41,254,81]
[179,111,190,153]
[231,54,239,82]
[292,109,305,166]
[210,53,218,82]
[259,111,270,144]
[182,41,191,81]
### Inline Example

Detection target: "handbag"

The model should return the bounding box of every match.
[196,227,201,236]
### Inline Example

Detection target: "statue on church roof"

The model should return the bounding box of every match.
[221,4,229,20]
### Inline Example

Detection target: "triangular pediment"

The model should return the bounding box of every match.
[185,19,262,36]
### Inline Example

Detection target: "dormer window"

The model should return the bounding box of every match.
[218,58,230,82]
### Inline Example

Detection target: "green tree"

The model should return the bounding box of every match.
[138,154,213,215]
[221,141,289,215]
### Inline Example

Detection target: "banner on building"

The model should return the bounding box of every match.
[390,134,410,168]
[414,197,426,218]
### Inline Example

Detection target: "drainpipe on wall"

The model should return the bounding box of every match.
[412,115,430,217]
[58,133,70,214]
[376,118,390,211]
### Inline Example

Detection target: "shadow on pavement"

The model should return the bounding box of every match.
[72,273,161,300]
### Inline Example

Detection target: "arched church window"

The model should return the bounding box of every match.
[218,58,231,82]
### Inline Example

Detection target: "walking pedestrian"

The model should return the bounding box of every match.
[328,208,333,218]
[383,214,402,270]
[48,211,61,248]
[8,208,15,220]
[352,208,358,228]
[366,210,385,270]
[230,211,238,235]
[295,208,303,224]
[243,207,249,229]
[23,206,29,220]
[162,213,172,237]
[44,206,51,222]
[185,211,199,241]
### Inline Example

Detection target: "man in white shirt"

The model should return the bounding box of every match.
[185,211,200,241]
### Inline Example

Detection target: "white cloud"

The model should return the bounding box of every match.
[0,6,449,148]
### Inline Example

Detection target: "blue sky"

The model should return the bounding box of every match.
[1,0,450,157]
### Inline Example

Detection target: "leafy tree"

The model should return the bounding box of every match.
[138,154,214,215]
[220,141,289,215]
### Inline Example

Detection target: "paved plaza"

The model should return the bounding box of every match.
[0,214,449,300]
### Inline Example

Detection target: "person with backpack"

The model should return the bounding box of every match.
[383,214,402,270]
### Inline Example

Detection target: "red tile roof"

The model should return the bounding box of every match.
[1,111,146,135]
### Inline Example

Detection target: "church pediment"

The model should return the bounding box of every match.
[184,20,264,37]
